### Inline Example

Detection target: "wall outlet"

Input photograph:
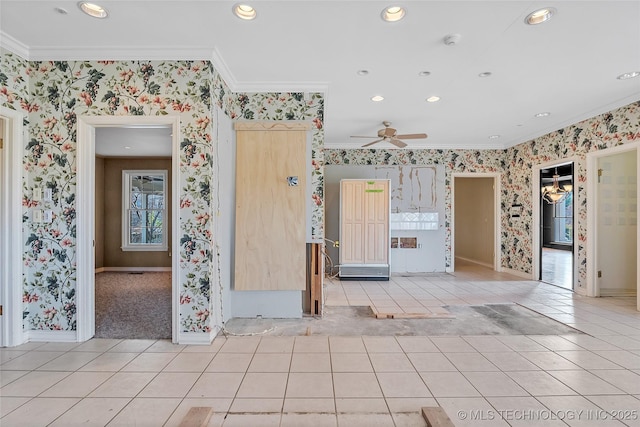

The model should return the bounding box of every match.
[43,210,53,223]
[44,188,53,202]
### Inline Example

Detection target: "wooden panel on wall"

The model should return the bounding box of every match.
[235,129,307,291]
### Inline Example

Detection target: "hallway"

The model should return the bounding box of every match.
[541,248,573,290]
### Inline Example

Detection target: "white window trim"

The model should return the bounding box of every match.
[122,169,168,252]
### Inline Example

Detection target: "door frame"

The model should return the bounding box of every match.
[0,107,25,347]
[77,115,181,342]
[451,172,501,272]
[586,141,639,308]
[532,157,577,287]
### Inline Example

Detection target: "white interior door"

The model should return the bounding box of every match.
[597,151,638,296]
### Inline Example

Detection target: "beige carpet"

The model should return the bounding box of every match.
[95,271,171,339]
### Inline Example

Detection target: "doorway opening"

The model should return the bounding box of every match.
[587,143,638,308]
[452,173,501,273]
[76,115,180,343]
[539,162,574,290]
[0,108,25,347]
[94,127,173,339]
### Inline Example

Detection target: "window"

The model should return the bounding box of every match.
[553,191,573,243]
[122,170,167,251]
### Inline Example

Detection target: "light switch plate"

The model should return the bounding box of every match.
[44,188,53,201]
[44,210,53,223]
[33,209,43,223]
[33,188,42,202]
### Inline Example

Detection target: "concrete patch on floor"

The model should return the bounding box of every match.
[221,304,583,337]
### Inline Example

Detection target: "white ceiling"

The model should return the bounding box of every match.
[2,1,640,150]
[95,127,172,157]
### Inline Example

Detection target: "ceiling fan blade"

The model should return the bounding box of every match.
[351,135,379,139]
[389,138,407,148]
[395,133,427,139]
[362,138,385,147]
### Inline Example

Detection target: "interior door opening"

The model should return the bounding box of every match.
[452,173,500,273]
[94,127,173,339]
[76,115,180,343]
[539,162,574,290]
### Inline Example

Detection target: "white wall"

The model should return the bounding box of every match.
[597,150,637,296]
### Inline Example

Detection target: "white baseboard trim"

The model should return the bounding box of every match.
[26,330,77,342]
[600,289,637,297]
[501,268,534,280]
[95,267,172,273]
[178,329,219,345]
[455,256,494,269]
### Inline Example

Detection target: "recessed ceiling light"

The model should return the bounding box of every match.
[478,72,492,78]
[525,7,556,25]
[418,71,431,77]
[124,146,131,150]
[617,71,640,80]
[54,7,68,14]
[535,112,551,118]
[357,70,370,76]
[426,96,440,103]
[78,2,108,18]
[488,135,501,139]
[371,95,385,102]
[233,4,257,20]
[381,6,406,22]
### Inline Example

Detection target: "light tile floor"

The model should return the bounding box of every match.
[1,264,640,426]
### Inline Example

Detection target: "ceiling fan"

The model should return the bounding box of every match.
[350,121,427,148]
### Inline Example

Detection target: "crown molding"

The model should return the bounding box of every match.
[25,45,214,61]
[0,31,30,59]
[0,38,329,96]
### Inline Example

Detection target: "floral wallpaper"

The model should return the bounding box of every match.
[325,101,640,289]
[0,48,325,336]
[504,101,640,289]
[2,45,637,337]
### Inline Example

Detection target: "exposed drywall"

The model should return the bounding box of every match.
[325,164,446,273]
[455,177,494,266]
[102,158,172,268]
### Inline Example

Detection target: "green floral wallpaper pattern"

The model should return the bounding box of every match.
[0,49,325,335]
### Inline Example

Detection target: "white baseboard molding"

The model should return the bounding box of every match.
[455,256,494,269]
[26,330,77,342]
[95,267,172,273]
[600,289,637,297]
[178,328,219,345]
[501,268,534,280]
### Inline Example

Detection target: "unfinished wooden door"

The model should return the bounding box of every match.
[340,179,389,265]
[234,124,307,291]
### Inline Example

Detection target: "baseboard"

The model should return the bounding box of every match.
[455,256,494,269]
[600,289,637,297]
[501,268,533,280]
[26,330,77,342]
[96,267,171,273]
[179,329,219,345]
